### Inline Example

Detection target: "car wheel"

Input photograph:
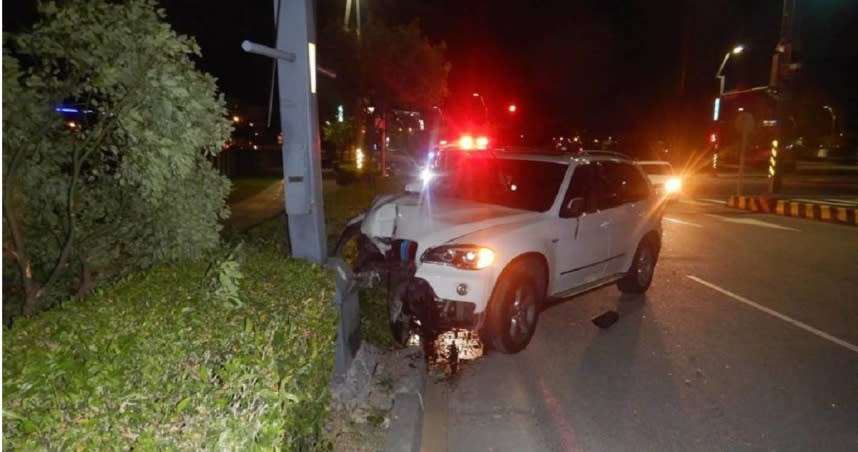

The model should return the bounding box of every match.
[617,238,657,294]
[485,262,544,354]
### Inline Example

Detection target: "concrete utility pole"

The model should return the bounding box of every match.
[245,1,360,376]
[274,0,326,262]
[243,0,326,263]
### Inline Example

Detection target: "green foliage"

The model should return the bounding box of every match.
[322,119,359,163]
[2,0,232,316]
[204,243,245,307]
[2,248,337,450]
[360,21,450,112]
[359,288,397,350]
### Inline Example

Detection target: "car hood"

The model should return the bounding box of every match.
[361,194,541,247]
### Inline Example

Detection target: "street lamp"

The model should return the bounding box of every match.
[716,45,744,96]
[822,105,836,137]
[472,92,488,122]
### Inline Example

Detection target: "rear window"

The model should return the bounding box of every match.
[638,163,674,175]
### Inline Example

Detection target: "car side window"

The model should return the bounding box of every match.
[561,164,595,216]
[593,161,623,210]
[616,163,651,203]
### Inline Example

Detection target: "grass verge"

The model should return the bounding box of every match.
[227,177,280,204]
[3,245,336,450]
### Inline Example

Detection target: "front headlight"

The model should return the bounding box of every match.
[421,245,495,270]
[665,177,682,193]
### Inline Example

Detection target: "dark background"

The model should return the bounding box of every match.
[5,0,857,149]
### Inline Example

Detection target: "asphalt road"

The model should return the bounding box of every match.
[421,177,858,451]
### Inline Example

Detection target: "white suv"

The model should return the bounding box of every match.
[339,148,663,353]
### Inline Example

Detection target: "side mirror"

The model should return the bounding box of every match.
[561,197,586,218]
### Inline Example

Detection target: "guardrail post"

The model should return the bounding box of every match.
[329,258,361,376]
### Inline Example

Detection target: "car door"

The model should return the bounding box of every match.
[602,162,653,274]
[552,163,613,294]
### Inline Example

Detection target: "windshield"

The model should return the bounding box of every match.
[433,155,568,211]
[638,163,674,175]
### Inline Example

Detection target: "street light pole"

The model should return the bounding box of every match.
[716,45,744,96]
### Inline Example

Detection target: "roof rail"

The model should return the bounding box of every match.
[578,150,633,160]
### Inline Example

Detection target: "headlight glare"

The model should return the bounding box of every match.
[665,177,682,193]
[422,245,495,270]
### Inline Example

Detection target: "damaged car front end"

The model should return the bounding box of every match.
[334,193,497,345]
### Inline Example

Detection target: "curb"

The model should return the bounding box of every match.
[384,347,427,452]
[727,195,858,226]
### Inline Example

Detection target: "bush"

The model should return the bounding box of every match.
[3,0,232,318]
[2,248,337,450]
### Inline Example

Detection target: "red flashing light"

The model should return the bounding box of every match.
[709,133,718,144]
[459,135,489,150]
[508,104,517,113]
[460,135,475,150]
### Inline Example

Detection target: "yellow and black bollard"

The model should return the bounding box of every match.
[768,139,782,193]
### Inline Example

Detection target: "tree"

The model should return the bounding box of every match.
[322,119,358,163]
[358,21,450,113]
[2,0,232,317]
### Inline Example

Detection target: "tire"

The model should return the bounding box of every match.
[617,238,658,294]
[484,261,545,354]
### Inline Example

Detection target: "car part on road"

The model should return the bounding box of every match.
[591,310,620,329]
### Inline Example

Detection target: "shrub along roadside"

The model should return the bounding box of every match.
[2,247,336,450]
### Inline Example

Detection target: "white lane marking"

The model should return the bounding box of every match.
[680,199,715,207]
[823,198,858,206]
[704,214,801,232]
[700,198,727,205]
[687,275,858,354]
[793,198,858,207]
[664,217,703,228]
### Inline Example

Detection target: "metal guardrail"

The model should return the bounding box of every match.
[328,258,361,376]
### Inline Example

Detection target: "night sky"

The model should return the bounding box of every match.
[5,0,857,145]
